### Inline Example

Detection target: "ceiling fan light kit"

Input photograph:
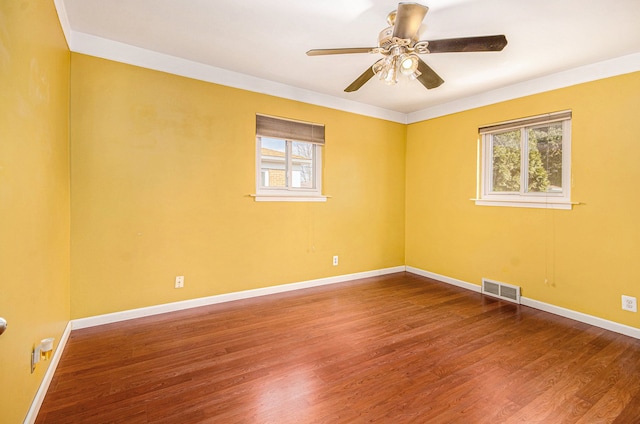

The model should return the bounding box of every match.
[307,2,508,92]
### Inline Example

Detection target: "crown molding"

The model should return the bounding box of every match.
[407,52,640,123]
[68,31,409,124]
[54,2,639,125]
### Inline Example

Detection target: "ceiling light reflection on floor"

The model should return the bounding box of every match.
[256,369,317,421]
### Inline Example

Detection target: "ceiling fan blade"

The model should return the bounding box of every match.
[393,2,428,40]
[424,35,508,53]
[416,58,444,89]
[306,47,376,56]
[344,66,376,92]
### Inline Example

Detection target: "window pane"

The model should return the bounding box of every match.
[291,141,314,189]
[491,130,521,192]
[260,138,286,188]
[528,123,563,193]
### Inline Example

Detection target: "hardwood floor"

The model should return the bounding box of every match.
[36,272,640,423]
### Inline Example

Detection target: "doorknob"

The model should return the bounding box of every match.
[0,317,7,336]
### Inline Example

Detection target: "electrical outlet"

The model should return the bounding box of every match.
[175,276,184,289]
[332,255,339,266]
[622,295,637,312]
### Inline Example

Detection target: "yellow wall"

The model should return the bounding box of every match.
[0,1,70,423]
[69,54,406,318]
[2,4,639,420]
[406,72,640,328]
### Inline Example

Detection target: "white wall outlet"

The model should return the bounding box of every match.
[175,275,184,289]
[622,295,637,312]
[332,255,339,266]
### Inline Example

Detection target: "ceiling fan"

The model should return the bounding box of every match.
[306,2,507,92]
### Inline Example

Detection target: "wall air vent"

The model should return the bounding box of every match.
[482,278,521,304]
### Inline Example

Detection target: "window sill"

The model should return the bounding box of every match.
[472,198,578,210]
[251,194,328,202]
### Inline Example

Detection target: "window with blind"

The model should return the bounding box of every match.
[255,114,325,201]
[477,111,572,209]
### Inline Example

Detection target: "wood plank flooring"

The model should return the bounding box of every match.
[36,272,640,423]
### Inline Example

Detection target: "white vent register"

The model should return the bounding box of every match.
[482,278,521,304]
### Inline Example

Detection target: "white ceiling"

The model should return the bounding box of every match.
[57,0,640,123]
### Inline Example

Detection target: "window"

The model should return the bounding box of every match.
[255,114,325,202]
[477,111,572,209]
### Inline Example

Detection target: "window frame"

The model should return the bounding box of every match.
[254,114,326,202]
[476,111,573,210]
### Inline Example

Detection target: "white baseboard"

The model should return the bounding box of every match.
[405,266,481,293]
[71,266,407,330]
[405,266,640,340]
[520,297,640,340]
[24,322,72,424]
